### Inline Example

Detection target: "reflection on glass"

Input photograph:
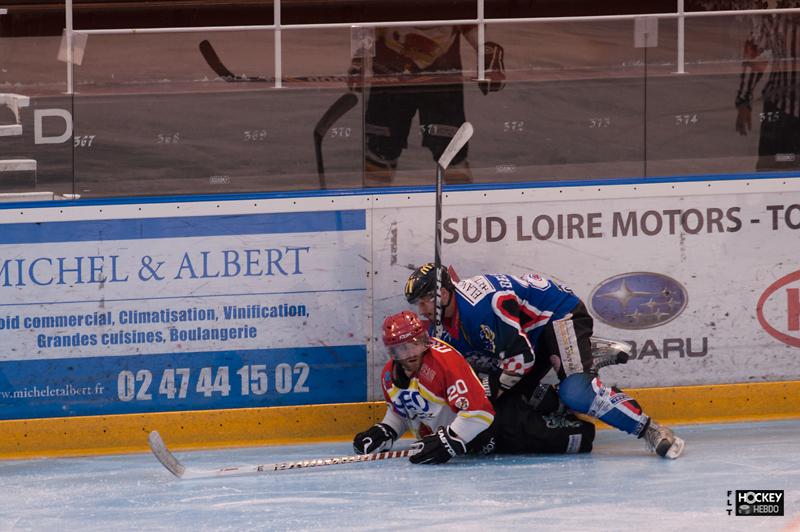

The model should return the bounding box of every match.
[350,25,505,186]
[5,3,800,200]
[733,4,800,170]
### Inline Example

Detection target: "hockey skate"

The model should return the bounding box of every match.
[588,336,631,374]
[643,420,685,459]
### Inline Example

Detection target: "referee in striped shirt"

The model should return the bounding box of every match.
[735,1,800,170]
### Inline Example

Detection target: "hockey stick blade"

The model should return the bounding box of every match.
[314,92,359,188]
[199,40,268,82]
[148,430,416,480]
[314,93,359,138]
[437,121,473,171]
[148,430,186,478]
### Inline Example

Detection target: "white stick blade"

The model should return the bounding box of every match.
[148,431,186,478]
[437,122,474,170]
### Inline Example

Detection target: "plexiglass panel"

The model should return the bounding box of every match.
[3,2,800,199]
[648,11,800,175]
[0,25,73,196]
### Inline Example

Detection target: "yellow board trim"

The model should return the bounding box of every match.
[1,381,798,460]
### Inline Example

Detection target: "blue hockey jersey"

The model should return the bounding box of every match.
[435,272,580,388]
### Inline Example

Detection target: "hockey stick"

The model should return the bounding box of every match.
[313,92,359,189]
[199,40,466,86]
[433,122,474,338]
[199,40,468,86]
[199,40,269,82]
[148,431,415,480]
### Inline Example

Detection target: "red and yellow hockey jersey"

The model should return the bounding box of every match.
[378,339,494,444]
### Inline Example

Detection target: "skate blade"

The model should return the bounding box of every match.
[664,436,685,459]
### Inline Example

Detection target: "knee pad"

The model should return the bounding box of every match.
[558,372,595,414]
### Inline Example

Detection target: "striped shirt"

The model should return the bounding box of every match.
[736,4,800,117]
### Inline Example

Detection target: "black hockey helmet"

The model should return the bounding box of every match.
[404,263,454,304]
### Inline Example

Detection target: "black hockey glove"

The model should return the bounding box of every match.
[478,41,506,95]
[353,423,398,454]
[409,426,467,465]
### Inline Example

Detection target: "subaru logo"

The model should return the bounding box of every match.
[590,272,687,329]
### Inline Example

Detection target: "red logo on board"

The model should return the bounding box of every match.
[756,270,800,347]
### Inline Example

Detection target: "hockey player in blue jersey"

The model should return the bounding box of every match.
[404,263,685,459]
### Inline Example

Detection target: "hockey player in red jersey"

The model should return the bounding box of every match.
[355,310,494,464]
[353,310,595,464]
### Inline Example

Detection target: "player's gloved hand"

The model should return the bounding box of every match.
[735,103,752,136]
[353,423,397,454]
[479,41,506,95]
[409,426,467,464]
[497,351,524,391]
[498,369,522,390]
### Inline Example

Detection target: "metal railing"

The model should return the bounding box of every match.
[52,1,800,93]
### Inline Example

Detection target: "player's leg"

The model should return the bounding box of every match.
[500,306,590,407]
[755,98,796,170]
[789,112,800,167]
[491,394,594,454]
[558,372,685,459]
[364,86,416,184]
[558,372,647,436]
[418,83,472,184]
[551,303,596,375]
[548,304,685,458]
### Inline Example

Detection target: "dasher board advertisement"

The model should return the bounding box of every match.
[371,178,800,392]
[0,199,369,419]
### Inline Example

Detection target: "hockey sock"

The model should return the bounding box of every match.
[558,372,649,436]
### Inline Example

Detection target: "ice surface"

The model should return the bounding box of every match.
[1,420,798,531]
